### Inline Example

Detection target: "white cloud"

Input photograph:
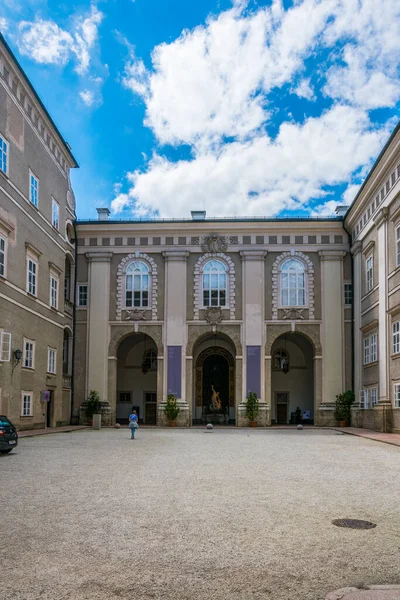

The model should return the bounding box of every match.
[294,78,316,101]
[79,90,95,106]
[112,106,388,218]
[0,18,9,32]
[311,200,346,218]
[17,5,104,75]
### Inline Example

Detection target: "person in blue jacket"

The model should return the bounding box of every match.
[128,410,139,439]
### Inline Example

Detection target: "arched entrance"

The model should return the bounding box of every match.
[116,333,158,424]
[193,336,236,425]
[271,333,314,425]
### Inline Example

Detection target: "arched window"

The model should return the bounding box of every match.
[280,259,306,306]
[125,261,149,307]
[202,260,227,307]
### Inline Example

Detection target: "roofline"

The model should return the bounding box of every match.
[344,119,400,223]
[76,216,344,225]
[0,32,79,168]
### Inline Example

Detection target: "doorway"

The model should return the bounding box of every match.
[46,391,53,428]
[276,392,289,424]
[144,392,157,425]
[194,346,235,425]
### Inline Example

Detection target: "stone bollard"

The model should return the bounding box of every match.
[92,414,101,430]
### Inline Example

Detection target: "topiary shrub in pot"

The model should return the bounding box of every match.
[164,393,180,426]
[85,390,102,427]
[246,391,259,427]
[334,390,355,427]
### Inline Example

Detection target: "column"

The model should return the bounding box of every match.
[86,252,112,402]
[319,251,346,420]
[351,241,363,404]
[161,251,190,426]
[239,250,267,426]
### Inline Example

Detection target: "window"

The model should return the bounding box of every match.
[273,348,289,371]
[125,261,149,307]
[143,349,157,371]
[78,284,88,307]
[0,331,11,361]
[395,384,400,408]
[47,348,56,374]
[371,387,377,407]
[27,258,37,295]
[280,258,305,306]
[52,199,59,230]
[344,283,352,306]
[21,392,33,417]
[119,392,131,403]
[393,321,400,354]
[29,171,39,207]
[23,339,35,369]
[366,255,373,292]
[202,259,227,307]
[50,275,58,309]
[396,226,400,267]
[0,134,8,174]
[0,235,6,277]
[364,333,377,364]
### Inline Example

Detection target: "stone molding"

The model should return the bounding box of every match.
[318,250,347,261]
[85,252,113,262]
[240,250,267,261]
[351,240,363,256]
[116,252,158,321]
[373,206,388,228]
[108,323,163,357]
[193,253,235,320]
[162,251,189,261]
[186,323,242,356]
[271,251,315,320]
[265,322,321,355]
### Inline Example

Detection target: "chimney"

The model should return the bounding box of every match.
[335,205,348,217]
[96,208,110,221]
[191,210,206,220]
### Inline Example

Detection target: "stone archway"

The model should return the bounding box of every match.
[265,324,322,425]
[194,346,235,425]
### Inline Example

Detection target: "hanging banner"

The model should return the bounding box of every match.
[41,390,51,403]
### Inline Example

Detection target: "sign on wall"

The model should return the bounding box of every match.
[246,346,261,397]
[167,346,182,398]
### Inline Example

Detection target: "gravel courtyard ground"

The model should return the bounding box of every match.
[1,428,399,600]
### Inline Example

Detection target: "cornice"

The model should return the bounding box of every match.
[318,250,346,261]
[351,240,363,256]
[362,240,375,256]
[162,251,189,261]
[360,319,379,333]
[0,216,14,234]
[240,250,267,260]
[373,207,388,228]
[48,261,63,275]
[25,241,42,257]
[85,252,113,262]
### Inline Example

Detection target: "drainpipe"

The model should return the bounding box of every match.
[342,218,355,394]
[70,219,78,424]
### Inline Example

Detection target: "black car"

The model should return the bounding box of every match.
[0,416,18,454]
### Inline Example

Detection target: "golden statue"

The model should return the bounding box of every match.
[210,385,222,411]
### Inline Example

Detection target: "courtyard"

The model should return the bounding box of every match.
[1,428,399,600]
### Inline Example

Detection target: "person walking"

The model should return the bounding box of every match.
[128,410,139,439]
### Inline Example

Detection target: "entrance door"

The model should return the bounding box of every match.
[144,392,157,425]
[46,391,53,427]
[276,392,288,424]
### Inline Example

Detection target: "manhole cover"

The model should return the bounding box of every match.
[332,519,376,529]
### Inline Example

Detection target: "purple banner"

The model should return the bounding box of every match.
[246,346,261,398]
[167,346,182,398]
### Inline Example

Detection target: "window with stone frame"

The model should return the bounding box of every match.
[394,383,400,408]
[396,225,400,268]
[125,260,150,308]
[0,235,6,278]
[202,259,228,307]
[0,134,8,175]
[364,332,377,364]
[280,258,306,306]
[393,321,400,355]
[366,255,373,292]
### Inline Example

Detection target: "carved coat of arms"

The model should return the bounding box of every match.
[201,234,228,253]
[204,307,223,325]
[282,308,305,320]
[125,309,146,321]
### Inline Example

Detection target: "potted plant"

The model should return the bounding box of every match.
[85,390,102,428]
[164,393,180,426]
[246,391,259,427]
[334,390,355,427]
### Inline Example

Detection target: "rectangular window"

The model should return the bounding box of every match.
[393,321,400,354]
[364,389,370,409]
[47,348,56,374]
[395,384,400,408]
[364,333,378,364]
[50,275,58,309]
[78,284,88,307]
[119,392,131,403]
[359,390,365,409]
[0,235,6,277]
[397,226,400,267]
[27,258,37,295]
[21,392,33,417]
[29,171,39,207]
[0,134,8,174]
[344,283,352,306]
[0,331,11,361]
[366,255,373,292]
[23,339,35,369]
[371,388,377,407]
[52,199,59,230]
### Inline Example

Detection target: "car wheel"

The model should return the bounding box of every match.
[0,449,13,454]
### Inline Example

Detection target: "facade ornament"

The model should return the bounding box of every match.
[125,309,146,321]
[201,234,228,253]
[204,307,223,325]
[282,308,305,320]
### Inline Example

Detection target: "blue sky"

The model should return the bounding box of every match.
[1,0,399,219]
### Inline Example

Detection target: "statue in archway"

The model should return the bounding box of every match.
[210,385,222,411]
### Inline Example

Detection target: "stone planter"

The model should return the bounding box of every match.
[92,414,101,430]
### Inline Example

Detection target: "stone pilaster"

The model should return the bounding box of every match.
[374,208,389,403]
[351,241,363,408]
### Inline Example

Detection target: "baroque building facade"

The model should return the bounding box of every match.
[74,214,352,427]
[0,33,78,429]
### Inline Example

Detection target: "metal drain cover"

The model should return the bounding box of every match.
[332,519,376,529]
